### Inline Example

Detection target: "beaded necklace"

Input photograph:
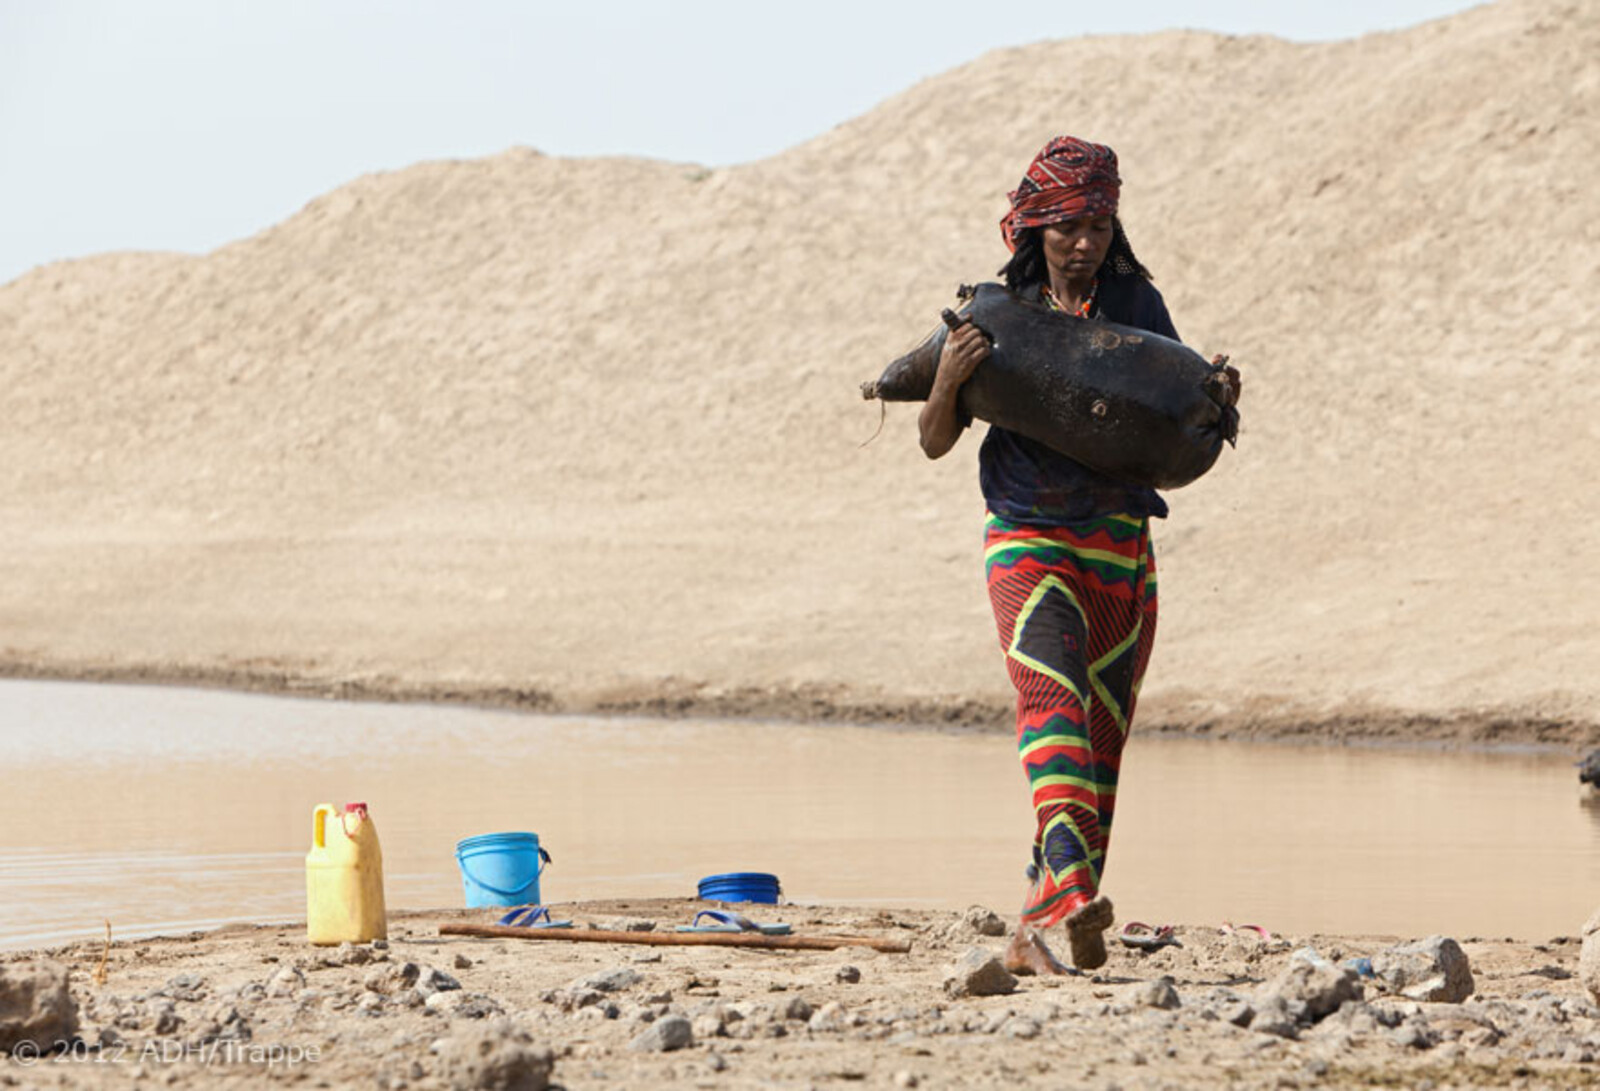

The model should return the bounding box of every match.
[1043,278,1097,318]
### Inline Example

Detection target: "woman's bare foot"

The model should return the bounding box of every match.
[1065,895,1115,970]
[1003,924,1073,976]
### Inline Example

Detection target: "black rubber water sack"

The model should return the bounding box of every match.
[862,282,1238,490]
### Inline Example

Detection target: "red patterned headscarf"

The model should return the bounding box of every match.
[999,136,1121,253]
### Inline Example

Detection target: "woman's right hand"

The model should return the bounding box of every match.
[919,319,991,460]
[934,321,991,392]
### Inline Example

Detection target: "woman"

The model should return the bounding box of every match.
[919,136,1231,975]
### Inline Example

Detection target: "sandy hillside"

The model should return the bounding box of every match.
[0,0,1596,742]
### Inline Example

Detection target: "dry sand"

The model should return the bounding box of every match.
[6,900,1600,1090]
[1,0,1597,746]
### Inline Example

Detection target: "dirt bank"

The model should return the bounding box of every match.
[3,657,1594,751]
[5,899,1600,1090]
[1,0,1596,745]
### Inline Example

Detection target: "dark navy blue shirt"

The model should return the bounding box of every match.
[976,273,1178,525]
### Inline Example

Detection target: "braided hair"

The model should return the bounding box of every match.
[998,217,1152,292]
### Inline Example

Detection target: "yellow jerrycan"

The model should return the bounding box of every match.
[305,801,388,945]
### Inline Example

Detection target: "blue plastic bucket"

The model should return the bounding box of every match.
[455,832,550,908]
[697,872,781,904]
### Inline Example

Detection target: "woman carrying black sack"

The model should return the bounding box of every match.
[919,135,1238,974]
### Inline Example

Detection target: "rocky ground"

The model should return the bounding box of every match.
[5,899,1600,1089]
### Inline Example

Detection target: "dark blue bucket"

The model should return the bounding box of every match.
[697,872,781,904]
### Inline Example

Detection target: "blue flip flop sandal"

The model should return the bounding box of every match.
[675,909,791,935]
[497,905,574,929]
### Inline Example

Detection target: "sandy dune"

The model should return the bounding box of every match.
[1,0,1595,743]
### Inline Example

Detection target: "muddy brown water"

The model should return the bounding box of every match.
[0,679,1594,950]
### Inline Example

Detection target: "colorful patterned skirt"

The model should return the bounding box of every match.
[983,512,1159,929]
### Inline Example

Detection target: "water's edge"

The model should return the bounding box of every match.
[1,658,1593,750]
[3,676,1596,953]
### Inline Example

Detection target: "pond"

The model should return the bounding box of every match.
[0,680,1592,949]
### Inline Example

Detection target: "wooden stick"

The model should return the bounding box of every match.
[439,923,912,954]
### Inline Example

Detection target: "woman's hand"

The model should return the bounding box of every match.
[918,321,991,460]
[935,322,992,393]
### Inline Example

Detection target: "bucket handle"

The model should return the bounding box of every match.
[458,846,551,899]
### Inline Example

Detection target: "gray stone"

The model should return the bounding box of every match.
[1562,997,1597,1019]
[558,988,604,1012]
[267,966,305,998]
[420,967,463,995]
[1005,1016,1042,1039]
[691,1014,724,1039]
[782,996,813,1022]
[960,906,1007,937]
[454,954,474,970]
[1372,936,1475,1003]
[942,948,1017,999]
[426,991,503,1018]
[390,961,422,985]
[576,968,641,994]
[0,962,79,1054]
[152,1002,181,1036]
[1581,908,1600,1005]
[336,942,374,966]
[1195,986,1249,1023]
[161,974,207,1002]
[808,1001,848,1032]
[1320,999,1384,1035]
[437,1019,555,1090]
[205,1003,250,1042]
[835,965,861,984]
[629,1013,693,1052]
[1391,1019,1439,1050]
[1124,976,1181,1010]
[1257,959,1363,1024]
[1249,996,1300,1039]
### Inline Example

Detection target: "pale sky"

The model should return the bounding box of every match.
[1,0,1485,285]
